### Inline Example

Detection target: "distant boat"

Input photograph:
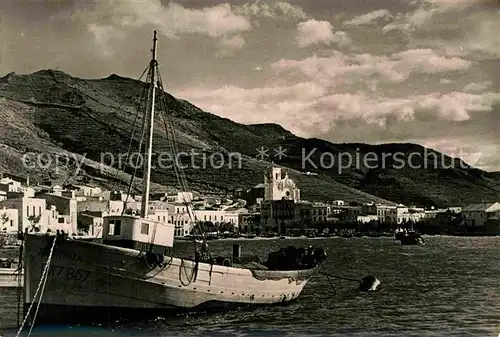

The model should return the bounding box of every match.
[396,225,423,245]
[394,228,405,240]
[399,232,424,245]
[21,31,328,326]
[341,232,353,238]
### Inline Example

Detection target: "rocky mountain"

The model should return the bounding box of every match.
[1,69,499,207]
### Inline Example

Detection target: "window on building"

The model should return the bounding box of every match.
[26,206,29,216]
[32,206,35,215]
[141,222,149,235]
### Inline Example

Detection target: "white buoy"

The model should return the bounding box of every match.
[359,276,381,292]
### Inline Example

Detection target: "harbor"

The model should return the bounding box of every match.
[1,236,499,336]
[1,0,500,334]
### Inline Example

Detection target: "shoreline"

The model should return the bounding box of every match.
[187,234,499,243]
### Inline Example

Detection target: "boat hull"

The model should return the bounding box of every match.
[399,233,424,245]
[23,300,299,325]
[23,234,317,324]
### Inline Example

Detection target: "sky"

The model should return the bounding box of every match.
[1,0,499,170]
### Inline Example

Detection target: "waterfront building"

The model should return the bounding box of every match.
[36,190,77,233]
[260,199,295,234]
[0,198,70,233]
[165,202,193,237]
[460,202,500,234]
[376,204,397,224]
[0,178,35,199]
[0,207,18,233]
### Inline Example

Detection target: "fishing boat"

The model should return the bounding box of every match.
[21,31,327,325]
[397,224,424,245]
[399,231,424,245]
[394,228,405,240]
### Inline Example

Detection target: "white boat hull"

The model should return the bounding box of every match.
[23,234,318,324]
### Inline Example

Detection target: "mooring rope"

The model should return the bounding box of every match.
[319,263,337,295]
[319,262,362,283]
[16,236,57,337]
[179,258,197,286]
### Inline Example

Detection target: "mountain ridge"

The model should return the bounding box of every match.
[1,69,500,207]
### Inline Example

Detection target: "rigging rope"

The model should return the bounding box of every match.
[122,66,151,212]
[155,65,211,258]
[16,236,58,337]
[110,64,150,195]
[319,263,337,296]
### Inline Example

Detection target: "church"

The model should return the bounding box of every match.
[263,165,300,202]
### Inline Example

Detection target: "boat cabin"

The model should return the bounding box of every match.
[102,215,175,255]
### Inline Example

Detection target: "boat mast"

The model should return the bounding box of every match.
[269,161,274,231]
[141,30,158,218]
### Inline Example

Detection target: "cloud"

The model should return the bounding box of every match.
[216,35,246,57]
[421,138,500,171]
[382,0,500,58]
[463,81,492,93]
[233,0,307,20]
[88,1,251,39]
[175,78,500,138]
[87,24,123,57]
[271,49,471,86]
[76,0,309,57]
[296,19,350,48]
[391,49,471,72]
[422,0,499,7]
[418,91,500,121]
[343,9,393,26]
[316,91,500,124]
[174,82,326,135]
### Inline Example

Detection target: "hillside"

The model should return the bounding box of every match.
[1,69,500,207]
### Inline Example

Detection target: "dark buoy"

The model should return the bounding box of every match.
[359,275,381,292]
